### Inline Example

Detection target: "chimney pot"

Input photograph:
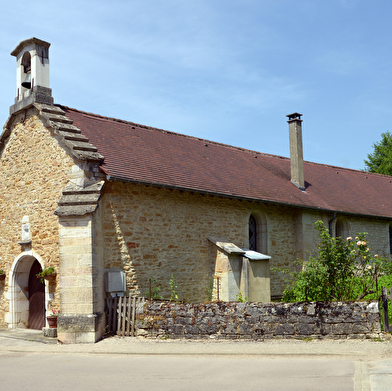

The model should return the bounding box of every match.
[286,112,303,121]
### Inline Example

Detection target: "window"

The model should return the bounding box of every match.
[248,212,268,254]
[249,215,257,251]
[335,217,349,239]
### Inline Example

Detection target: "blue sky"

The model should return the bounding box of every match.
[1,0,391,171]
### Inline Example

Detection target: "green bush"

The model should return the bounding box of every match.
[277,221,392,302]
[144,278,163,300]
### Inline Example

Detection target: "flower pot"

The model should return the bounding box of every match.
[44,272,57,282]
[0,273,5,281]
[46,316,57,328]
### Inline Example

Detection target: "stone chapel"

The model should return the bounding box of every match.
[1,38,392,343]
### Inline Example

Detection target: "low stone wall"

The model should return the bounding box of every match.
[137,301,381,340]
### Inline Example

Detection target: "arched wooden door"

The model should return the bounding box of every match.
[28,260,45,329]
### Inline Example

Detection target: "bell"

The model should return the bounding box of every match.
[21,72,31,89]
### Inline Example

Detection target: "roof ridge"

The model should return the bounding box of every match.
[303,159,392,179]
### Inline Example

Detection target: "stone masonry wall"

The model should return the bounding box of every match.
[0,109,75,326]
[137,300,381,340]
[100,181,391,301]
[100,181,306,300]
[347,216,390,256]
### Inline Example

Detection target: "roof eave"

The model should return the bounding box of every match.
[104,174,392,221]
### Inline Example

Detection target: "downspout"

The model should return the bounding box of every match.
[328,213,337,236]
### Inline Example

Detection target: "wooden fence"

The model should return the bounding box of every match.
[107,295,146,336]
[381,287,392,332]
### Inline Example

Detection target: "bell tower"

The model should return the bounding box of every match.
[10,37,53,115]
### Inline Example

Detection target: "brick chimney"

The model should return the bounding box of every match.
[287,112,305,190]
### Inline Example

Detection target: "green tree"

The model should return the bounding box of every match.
[364,131,392,175]
[277,221,392,302]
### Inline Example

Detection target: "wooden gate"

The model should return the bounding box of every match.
[28,260,45,330]
[107,295,145,336]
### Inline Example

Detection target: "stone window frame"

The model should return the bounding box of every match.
[248,211,268,254]
[335,217,349,240]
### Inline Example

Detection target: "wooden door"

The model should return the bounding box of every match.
[28,260,45,329]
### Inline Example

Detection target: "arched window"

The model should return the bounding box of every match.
[249,215,257,251]
[248,212,268,254]
[21,51,31,73]
[21,51,32,90]
[335,217,349,239]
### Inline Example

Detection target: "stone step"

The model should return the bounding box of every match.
[62,181,104,195]
[39,104,65,115]
[54,123,81,134]
[57,192,101,206]
[64,140,98,152]
[46,113,74,124]
[60,131,89,142]
[71,149,104,162]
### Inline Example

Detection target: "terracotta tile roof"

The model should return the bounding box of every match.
[59,105,392,219]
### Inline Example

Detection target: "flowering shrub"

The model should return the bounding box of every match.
[278,220,392,302]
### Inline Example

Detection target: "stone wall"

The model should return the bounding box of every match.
[99,181,324,299]
[100,180,392,301]
[347,216,390,256]
[0,109,75,327]
[137,300,381,340]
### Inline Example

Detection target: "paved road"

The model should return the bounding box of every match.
[0,329,391,390]
[0,352,358,391]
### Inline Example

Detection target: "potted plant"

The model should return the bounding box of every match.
[36,266,56,283]
[0,269,5,281]
[46,308,59,328]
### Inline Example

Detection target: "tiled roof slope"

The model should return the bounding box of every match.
[58,105,392,219]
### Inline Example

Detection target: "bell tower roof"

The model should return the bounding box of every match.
[11,37,50,57]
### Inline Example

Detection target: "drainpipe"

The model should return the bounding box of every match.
[328,213,337,236]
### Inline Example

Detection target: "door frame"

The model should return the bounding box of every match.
[6,251,48,329]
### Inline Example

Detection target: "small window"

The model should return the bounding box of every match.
[249,215,257,251]
[335,218,349,239]
[248,212,268,254]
